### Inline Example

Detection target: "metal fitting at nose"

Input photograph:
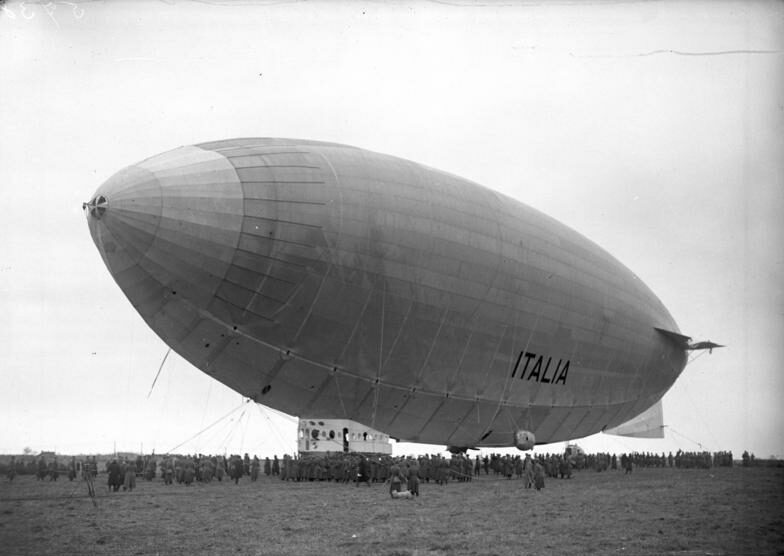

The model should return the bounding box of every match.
[83,195,108,219]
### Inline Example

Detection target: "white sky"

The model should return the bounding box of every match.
[1,0,782,459]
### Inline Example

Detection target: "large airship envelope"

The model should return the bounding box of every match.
[85,138,689,449]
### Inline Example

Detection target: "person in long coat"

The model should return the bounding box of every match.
[533,460,545,491]
[107,460,123,492]
[123,459,136,491]
[230,455,243,484]
[356,456,371,487]
[251,457,260,481]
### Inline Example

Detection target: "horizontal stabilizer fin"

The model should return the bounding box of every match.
[656,328,724,353]
[605,401,665,439]
[654,327,691,348]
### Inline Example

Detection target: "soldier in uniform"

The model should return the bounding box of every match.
[523,454,534,488]
[388,462,403,496]
[123,459,137,491]
[182,457,196,486]
[622,453,633,474]
[144,457,156,481]
[7,456,16,481]
[163,457,174,485]
[407,459,420,497]
[272,455,280,476]
[243,453,250,476]
[533,459,545,490]
[559,455,572,479]
[230,455,243,484]
[49,458,59,481]
[215,456,225,481]
[37,456,47,480]
[107,459,123,492]
[201,457,214,483]
[356,455,371,487]
[251,456,260,481]
[280,455,290,481]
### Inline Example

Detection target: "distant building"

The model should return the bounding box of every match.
[38,451,56,458]
[298,418,392,455]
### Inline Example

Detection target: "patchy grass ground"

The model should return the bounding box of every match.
[0,466,782,556]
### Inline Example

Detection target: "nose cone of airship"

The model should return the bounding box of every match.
[86,164,162,275]
[85,145,246,318]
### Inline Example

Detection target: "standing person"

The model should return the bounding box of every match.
[201,457,214,483]
[272,455,280,476]
[243,453,250,477]
[533,459,545,491]
[251,457,260,481]
[49,458,59,481]
[523,454,534,488]
[144,458,156,481]
[182,458,195,486]
[502,456,513,479]
[230,455,243,484]
[559,455,572,479]
[215,456,225,482]
[407,460,420,497]
[356,455,371,487]
[621,454,633,474]
[163,458,174,485]
[388,462,402,496]
[174,457,184,484]
[7,456,16,481]
[123,459,136,491]
[107,459,122,492]
[37,456,47,480]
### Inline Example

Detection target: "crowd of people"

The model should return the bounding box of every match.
[564,450,737,472]
[3,455,99,483]
[3,449,745,490]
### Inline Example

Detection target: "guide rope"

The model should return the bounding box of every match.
[164,399,250,454]
[255,403,293,454]
[218,404,250,453]
[667,426,710,451]
[147,348,172,399]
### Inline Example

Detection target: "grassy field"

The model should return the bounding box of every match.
[0,466,782,556]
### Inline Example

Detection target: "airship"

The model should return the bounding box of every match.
[84,138,718,451]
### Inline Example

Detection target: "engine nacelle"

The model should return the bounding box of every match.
[514,430,536,451]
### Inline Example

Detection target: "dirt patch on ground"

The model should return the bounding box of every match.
[0,466,781,555]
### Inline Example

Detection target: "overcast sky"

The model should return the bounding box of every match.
[1,0,782,459]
